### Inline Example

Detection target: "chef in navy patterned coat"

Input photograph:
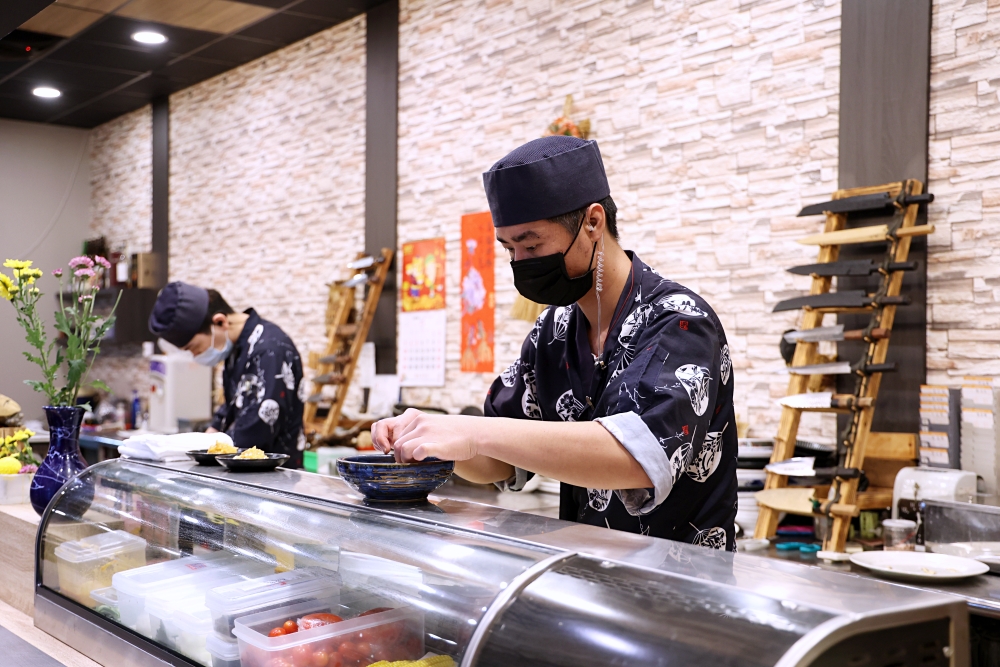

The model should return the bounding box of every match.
[149,282,306,468]
[373,136,738,550]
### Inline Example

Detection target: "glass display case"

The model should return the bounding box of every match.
[35,460,969,667]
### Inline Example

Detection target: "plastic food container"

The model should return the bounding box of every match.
[113,552,270,635]
[883,518,918,551]
[0,473,32,504]
[54,530,146,607]
[89,586,120,623]
[206,567,341,641]
[234,596,424,667]
[205,633,241,667]
[146,586,225,667]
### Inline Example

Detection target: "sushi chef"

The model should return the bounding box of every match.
[373,136,737,550]
[148,282,306,468]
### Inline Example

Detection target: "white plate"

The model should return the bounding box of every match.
[738,446,773,459]
[850,550,989,582]
[929,542,1000,573]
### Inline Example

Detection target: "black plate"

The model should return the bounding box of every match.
[216,453,290,472]
[186,449,243,466]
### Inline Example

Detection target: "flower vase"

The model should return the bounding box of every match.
[30,406,91,517]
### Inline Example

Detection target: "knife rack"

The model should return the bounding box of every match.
[303,248,393,439]
[753,180,930,553]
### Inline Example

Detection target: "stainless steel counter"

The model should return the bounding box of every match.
[761,544,1000,619]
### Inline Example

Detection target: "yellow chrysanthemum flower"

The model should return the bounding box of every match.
[3,259,31,270]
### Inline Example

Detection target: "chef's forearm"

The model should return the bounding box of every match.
[476,418,653,490]
[455,456,515,484]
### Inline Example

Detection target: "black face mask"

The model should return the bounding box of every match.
[510,215,596,306]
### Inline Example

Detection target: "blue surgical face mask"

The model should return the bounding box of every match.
[193,327,232,366]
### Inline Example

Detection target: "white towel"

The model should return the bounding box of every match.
[119,432,233,461]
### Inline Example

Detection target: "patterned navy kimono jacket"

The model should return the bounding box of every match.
[485,253,738,551]
[211,309,306,468]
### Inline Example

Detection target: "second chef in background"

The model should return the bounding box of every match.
[148,282,306,468]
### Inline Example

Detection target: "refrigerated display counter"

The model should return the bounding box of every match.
[34,459,968,667]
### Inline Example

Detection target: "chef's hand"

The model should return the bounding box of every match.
[371,409,480,463]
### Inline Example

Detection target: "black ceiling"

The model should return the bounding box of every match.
[0,0,381,129]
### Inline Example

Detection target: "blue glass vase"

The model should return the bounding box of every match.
[30,406,90,517]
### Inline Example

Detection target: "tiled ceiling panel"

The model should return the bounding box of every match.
[116,0,273,35]
[19,4,103,37]
[0,0,384,128]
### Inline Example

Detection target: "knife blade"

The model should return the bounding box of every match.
[797,192,894,217]
[773,291,910,312]
[783,325,890,343]
[786,259,918,277]
[788,361,896,376]
[765,457,861,479]
[797,192,934,217]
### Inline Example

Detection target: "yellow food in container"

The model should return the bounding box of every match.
[235,446,267,460]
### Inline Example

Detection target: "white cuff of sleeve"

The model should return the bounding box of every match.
[596,411,673,515]
[494,466,530,492]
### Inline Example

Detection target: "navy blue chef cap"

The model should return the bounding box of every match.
[482,136,610,228]
[148,281,209,347]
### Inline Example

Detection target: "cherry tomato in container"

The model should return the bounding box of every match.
[357,607,393,618]
[290,645,313,667]
[299,613,344,630]
[269,627,287,638]
[283,619,299,634]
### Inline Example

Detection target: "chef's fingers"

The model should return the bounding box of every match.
[371,418,393,452]
[395,438,434,463]
[392,408,426,437]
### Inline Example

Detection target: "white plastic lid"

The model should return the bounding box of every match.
[54,530,146,564]
[90,586,119,607]
[205,632,240,660]
[112,552,233,597]
[205,567,339,617]
[882,519,917,529]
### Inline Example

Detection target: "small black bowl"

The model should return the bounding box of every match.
[216,452,290,472]
[186,449,243,466]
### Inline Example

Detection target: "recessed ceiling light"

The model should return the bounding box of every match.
[132,31,167,45]
[32,87,61,98]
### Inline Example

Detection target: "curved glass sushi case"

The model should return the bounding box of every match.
[34,460,969,667]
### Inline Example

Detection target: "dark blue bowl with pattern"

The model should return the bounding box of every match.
[336,455,455,502]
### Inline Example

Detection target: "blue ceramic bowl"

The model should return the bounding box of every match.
[337,455,455,502]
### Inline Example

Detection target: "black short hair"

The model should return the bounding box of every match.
[549,195,619,241]
[197,289,234,335]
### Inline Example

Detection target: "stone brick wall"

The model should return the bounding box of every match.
[86,17,368,405]
[88,105,153,400]
[926,0,1000,382]
[89,105,153,255]
[169,15,367,369]
[396,0,842,436]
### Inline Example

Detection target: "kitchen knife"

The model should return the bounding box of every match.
[797,224,934,246]
[797,192,934,217]
[765,457,861,479]
[783,325,890,343]
[788,361,896,376]
[773,290,910,312]
[786,259,918,277]
[779,392,874,409]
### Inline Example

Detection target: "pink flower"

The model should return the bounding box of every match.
[68,256,94,269]
[74,268,95,278]
[18,464,37,475]
[52,268,63,277]
[78,294,94,303]
[94,256,111,269]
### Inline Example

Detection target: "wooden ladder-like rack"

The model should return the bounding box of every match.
[303,248,393,438]
[753,180,933,553]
